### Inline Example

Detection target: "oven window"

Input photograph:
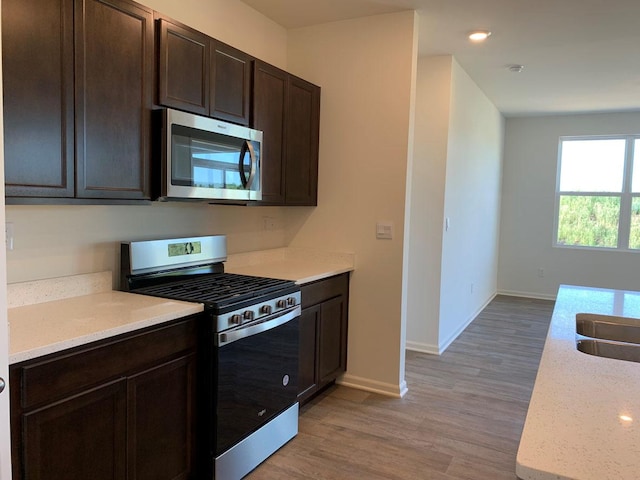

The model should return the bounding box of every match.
[171,125,251,189]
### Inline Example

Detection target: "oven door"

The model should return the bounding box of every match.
[214,307,299,456]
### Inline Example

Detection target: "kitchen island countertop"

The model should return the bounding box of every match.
[517,284,640,480]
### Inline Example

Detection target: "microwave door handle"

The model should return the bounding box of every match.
[238,140,257,189]
[246,141,257,188]
[239,141,249,188]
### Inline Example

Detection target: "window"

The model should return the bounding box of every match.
[555,136,640,250]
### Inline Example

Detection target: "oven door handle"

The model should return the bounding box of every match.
[216,306,300,347]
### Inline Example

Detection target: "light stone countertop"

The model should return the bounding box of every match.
[7,248,354,365]
[225,247,354,284]
[516,284,640,480]
[8,272,203,364]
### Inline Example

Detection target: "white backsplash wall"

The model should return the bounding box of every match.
[5,203,288,285]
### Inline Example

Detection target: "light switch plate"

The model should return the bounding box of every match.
[376,222,393,240]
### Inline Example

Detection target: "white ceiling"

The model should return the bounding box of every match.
[240,0,640,117]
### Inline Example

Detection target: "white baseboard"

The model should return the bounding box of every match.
[498,289,557,301]
[405,341,439,355]
[337,374,408,398]
[406,293,498,356]
[438,292,497,353]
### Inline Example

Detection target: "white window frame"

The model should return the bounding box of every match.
[553,134,640,251]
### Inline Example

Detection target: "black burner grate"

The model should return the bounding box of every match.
[132,273,297,312]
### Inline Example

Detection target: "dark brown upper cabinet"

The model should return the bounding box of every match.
[2,0,75,198]
[284,75,320,206]
[253,61,287,204]
[75,0,153,200]
[157,18,209,116]
[157,18,252,126]
[2,0,153,201]
[210,40,252,125]
[253,60,320,206]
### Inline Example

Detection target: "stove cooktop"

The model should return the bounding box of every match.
[131,273,299,314]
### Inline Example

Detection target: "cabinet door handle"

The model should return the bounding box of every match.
[0,377,5,394]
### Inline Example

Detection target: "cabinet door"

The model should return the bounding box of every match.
[158,19,210,115]
[318,295,347,386]
[75,0,153,199]
[284,76,320,206]
[127,354,197,480]
[253,61,287,204]
[210,40,252,125]
[298,306,320,403]
[2,0,74,198]
[22,379,127,480]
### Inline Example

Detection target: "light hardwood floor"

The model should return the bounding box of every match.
[248,295,555,480]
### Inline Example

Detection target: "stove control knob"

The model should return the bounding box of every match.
[230,314,242,325]
[287,297,296,306]
[243,310,254,321]
[276,299,287,309]
[261,305,272,315]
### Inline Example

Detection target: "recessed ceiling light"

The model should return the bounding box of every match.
[468,30,491,42]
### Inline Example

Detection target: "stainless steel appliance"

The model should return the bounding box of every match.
[121,235,299,479]
[156,108,262,202]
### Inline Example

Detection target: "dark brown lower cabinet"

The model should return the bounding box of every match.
[127,355,196,480]
[298,305,320,401]
[10,316,199,480]
[23,380,127,480]
[298,273,349,404]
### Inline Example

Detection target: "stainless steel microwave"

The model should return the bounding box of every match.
[157,108,262,202]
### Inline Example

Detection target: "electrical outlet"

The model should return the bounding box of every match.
[263,217,277,231]
[537,268,544,278]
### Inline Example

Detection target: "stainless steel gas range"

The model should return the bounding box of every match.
[120,235,300,479]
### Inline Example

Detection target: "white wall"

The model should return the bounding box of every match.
[404,56,451,354]
[5,0,289,286]
[499,112,640,298]
[405,57,504,354]
[438,59,504,348]
[285,11,419,396]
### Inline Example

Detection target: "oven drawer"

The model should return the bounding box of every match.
[16,315,199,409]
